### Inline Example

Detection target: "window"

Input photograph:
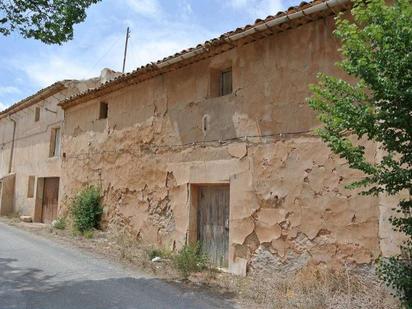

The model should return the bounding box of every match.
[99,102,108,119]
[35,107,40,122]
[220,68,232,96]
[209,66,233,98]
[27,176,35,198]
[49,127,61,157]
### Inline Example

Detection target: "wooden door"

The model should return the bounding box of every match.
[197,185,230,268]
[41,177,59,224]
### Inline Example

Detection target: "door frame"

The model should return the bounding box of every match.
[34,177,60,223]
[188,183,230,268]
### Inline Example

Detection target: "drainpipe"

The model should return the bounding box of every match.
[7,116,16,174]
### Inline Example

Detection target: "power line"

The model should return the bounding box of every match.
[90,35,124,72]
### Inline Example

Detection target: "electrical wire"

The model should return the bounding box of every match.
[62,130,313,161]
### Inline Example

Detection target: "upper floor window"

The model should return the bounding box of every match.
[49,127,61,157]
[220,68,232,96]
[35,107,40,122]
[99,102,108,119]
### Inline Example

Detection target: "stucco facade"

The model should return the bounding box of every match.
[0,0,401,276]
[0,78,101,221]
[58,4,396,275]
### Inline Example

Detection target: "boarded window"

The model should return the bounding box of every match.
[49,127,61,157]
[27,176,35,198]
[99,102,108,119]
[220,68,232,96]
[35,107,40,122]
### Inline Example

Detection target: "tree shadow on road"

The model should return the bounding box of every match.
[0,257,236,309]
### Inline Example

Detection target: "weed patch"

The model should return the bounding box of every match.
[174,243,208,279]
[52,217,66,230]
[70,185,102,233]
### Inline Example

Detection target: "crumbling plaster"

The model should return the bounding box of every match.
[61,16,398,275]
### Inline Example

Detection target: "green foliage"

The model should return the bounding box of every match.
[0,0,101,44]
[173,243,208,279]
[52,217,66,230]
[308,0,412,306]
[70,185,102,233]
[378,244,412,308]
[82,229,94,239]
[147,248,171,260]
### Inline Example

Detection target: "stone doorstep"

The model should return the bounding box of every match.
[19,215,32,223]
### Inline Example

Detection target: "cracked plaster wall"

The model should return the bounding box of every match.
[61,16,399,275]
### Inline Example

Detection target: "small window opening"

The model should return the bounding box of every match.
[49,127,61,157]
[220,68,232,96]
[99,102,108,119]
[35,107,40,122]
[27,176,35,198]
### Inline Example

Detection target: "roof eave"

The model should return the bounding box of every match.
[0,82,67,119]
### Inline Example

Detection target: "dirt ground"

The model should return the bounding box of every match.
[1,217,400,309]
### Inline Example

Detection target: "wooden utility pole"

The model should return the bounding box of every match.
[122,27,130,73]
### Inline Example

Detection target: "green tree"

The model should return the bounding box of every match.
[308,0,412,306]
[0,0,101,44]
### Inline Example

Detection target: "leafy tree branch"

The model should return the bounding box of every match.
[308,0,412,306]
[0,0,101,44]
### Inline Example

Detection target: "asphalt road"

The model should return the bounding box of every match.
[0,222,235,309]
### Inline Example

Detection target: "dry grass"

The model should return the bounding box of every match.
[106,221,179,278]
[212,265,400,308]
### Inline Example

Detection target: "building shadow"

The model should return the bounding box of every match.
[0,257,236,309]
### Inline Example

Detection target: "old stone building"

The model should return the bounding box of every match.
[0,70,120,222]
[58,0,397,275]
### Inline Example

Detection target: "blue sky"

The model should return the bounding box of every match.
[0,0,297,110]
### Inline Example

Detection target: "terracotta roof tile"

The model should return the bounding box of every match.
[60,0,350,109]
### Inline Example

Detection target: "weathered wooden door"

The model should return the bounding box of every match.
[197,185,230,268]
[41,177,59,224]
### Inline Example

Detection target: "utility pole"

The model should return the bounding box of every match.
[122,27,130,74]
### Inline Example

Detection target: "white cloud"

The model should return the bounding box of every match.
[178,0,193,18]
[229,0,249,9]
[227,0,284,18]
[124,20,214,70]
[11,12,214,87]
[3,0,220,91]
[125,0,163,19]
[0,101,8,112]
[16,55,99,87]
[0,86,20,96]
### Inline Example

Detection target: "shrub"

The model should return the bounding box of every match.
[70,185,103,233]
[378,242,412,307]
[147,248,172,260]
[173,243,208,278]
[52,217,66,230]
[148,249,163,260]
